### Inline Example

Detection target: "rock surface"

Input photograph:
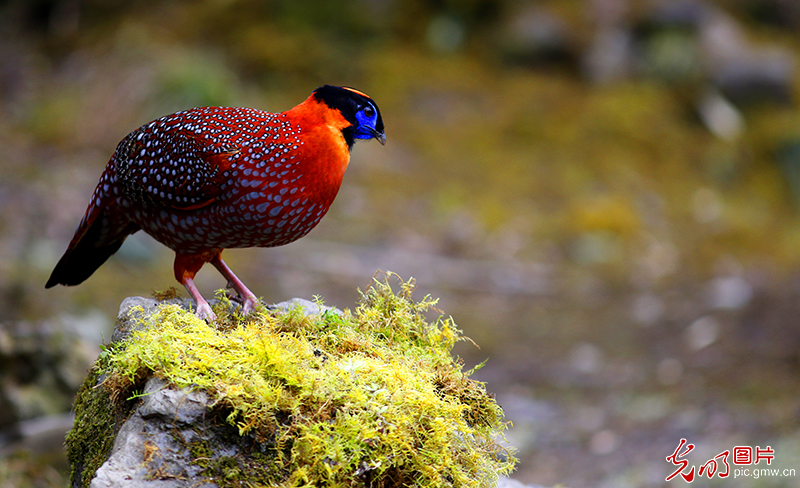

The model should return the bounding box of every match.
[90,378,215,488]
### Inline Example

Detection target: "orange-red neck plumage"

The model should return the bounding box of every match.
[283,95,353,206]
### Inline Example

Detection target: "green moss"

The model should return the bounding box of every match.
[85,274,515,488]
[65,360,141,488]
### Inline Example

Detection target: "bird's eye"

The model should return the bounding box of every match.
[363,106,375,117]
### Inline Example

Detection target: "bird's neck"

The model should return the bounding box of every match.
[285,96,353,144]
[283,97,353,205]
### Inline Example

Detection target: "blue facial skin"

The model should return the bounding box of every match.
[353,104,385,144]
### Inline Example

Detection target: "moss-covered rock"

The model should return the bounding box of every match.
[66,275,515,488]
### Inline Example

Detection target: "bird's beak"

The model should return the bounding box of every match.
[372,129,386,146]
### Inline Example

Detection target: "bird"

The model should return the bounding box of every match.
[46,85,385,320]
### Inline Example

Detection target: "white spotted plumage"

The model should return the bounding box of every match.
[89,106,323,254]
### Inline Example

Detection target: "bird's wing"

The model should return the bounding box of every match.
[113,112,240,211]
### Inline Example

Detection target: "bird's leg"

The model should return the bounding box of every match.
[210,255,259,314]
[175,252,219,321]
[183,276,217,321]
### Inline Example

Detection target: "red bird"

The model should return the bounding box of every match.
[46,85,385,320]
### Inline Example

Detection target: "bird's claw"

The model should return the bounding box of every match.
[195,301,217,322]
[241,295,259,315]
[222,290,259,315]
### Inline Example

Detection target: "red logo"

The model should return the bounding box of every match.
[733,446,752,465]
[666,438,695,482]
[667,440,777,482]
[755,446,775,465]
[698,451,729,479]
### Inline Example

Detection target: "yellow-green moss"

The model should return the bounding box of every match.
[86,275,515,488]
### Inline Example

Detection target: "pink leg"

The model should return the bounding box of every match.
[210,255,259,314]
[183,276,217,321]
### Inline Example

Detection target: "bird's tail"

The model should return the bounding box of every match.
[45,209,140,288]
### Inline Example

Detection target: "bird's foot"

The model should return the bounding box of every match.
[222,289,260,315]
[184,276,217,322]
[225,290,260,315]
[212,256,260,315]
[241,294,260,314]
[195,300,217,322]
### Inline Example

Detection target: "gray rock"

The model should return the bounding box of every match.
[137,378,209,425]
[90,378,217,488]
[269,297,342,316]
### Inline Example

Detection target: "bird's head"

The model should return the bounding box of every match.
[312,85,386,149]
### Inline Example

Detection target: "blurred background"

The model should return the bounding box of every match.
[2,0,800,486]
